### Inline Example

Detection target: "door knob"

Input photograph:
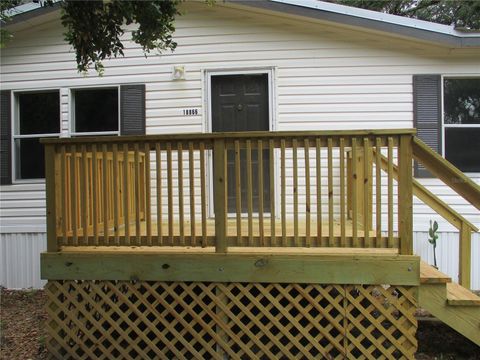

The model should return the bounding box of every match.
[237,104,243,111]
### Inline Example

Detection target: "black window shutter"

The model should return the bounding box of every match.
[120,84,146,135]
[413,75,442,178]
[0,90,12,185]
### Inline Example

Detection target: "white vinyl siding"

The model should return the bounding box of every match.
[0,0,479,291]
[2,2,478,233]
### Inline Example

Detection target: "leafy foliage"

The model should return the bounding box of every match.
[60,0,179,73]
[334,0,480,29]
[0,0,22,48]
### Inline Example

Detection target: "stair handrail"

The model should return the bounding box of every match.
[374,150,478,232]
[412,137,480,210]
[410,137,480,289]
[374,144,477,288]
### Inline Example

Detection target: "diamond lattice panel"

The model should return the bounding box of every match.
[45,281,417,359]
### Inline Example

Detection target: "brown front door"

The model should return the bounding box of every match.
[211,74,270,213]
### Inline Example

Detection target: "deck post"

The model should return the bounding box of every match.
[398,135,413,255]
[346,147,372,230]
[459,222,471,289]
[45,143,60,252]
[213,138,228,253]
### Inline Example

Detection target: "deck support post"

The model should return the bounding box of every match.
[214,139,228,253]
[459,222,471,289]
[45,144,60,252]
[398,135,413,255]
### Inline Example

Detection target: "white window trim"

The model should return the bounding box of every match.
[203,67,279,218]
[11,89,62,184]
[69,85,121,137]
[441,75,480,176]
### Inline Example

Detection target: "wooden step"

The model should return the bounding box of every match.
[446,282,480,306]
[420,261,451,284]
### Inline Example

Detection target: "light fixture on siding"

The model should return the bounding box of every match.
[173,65,186,80]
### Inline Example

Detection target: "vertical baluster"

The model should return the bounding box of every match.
[339,138,346,246]
[200,142,207,247]
[70,145,78,245]
[213,139,228,253]
[258,139,264,246]
[102,144,108,245]
[112,144,119,245]
[145,143,152,246]
[316,138,322,244]
[281,139,287,246]
[363,138,371,247]
[246,140,253,246]
[134,144,141,245]
[60,146,68,245]
[235,140,242,245]
[65,153,71,240]
[269,139,276,246]
[351,138,358,247]
[188,142,195,246]
[327,138,334,246]
[375,137,382,247]
[304,139,311,247]
[122,144,130,245]
[388,137,394,246]
[178,142,184,246]
[91,145,98,245]
[167,142,173,245]
[155,143,162,245]
[293,139,299,246]
[81,145,88,245]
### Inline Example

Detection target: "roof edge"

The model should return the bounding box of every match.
[228,0,480,48]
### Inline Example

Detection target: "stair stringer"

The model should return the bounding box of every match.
[419,283,480,345]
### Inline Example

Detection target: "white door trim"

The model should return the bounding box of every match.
[203,68,278,218]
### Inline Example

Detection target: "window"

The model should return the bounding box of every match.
[72,88,119,135]
[14,91,60,180]
[443,78,480,172]
[2,85,145,183]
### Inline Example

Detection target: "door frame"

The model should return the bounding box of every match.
[203,68,278,218]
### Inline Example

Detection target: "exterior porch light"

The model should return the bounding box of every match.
[173,65,186,80]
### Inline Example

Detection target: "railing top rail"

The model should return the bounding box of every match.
[40,129,416,145]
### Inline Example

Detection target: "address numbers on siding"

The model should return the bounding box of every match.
[183,109,199,116]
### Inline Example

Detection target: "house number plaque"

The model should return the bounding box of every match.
[183,109,199,115]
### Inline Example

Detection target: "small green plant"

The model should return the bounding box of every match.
[38,334,46,351]
[428,220,439,269]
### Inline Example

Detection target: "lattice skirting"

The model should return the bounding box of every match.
[45,281,417,359]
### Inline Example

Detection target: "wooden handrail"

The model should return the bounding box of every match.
[375,145,477,288]
[374,149,478,232]
[412,137,480,210]
[40,129,416,145]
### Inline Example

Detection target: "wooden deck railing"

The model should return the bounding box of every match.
[411,138,480,288]
[345,141,478,288]
[43,129,416,254]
